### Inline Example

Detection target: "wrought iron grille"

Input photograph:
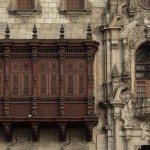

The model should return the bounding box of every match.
[136,45,150,97]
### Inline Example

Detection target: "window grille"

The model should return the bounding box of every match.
[136,45,150,97]
[66,0,84,10]
[17,0,34,10]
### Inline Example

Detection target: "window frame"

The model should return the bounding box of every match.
[135,44,150,98]
[8,0,42,16]
[65,0,85,11]
[58,0,92,16]
[138,0,150,10]
[16,0,35,11]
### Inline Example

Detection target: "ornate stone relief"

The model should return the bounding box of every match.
[62,137,89,150]
[109,0,128,27]
[134,145,142,150]
[8,0,42,23]
[120,19,145,49]
[8,137,36,150]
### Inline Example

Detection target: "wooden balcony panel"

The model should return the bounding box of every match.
[37,103,59,117]
[65,103,87,116]
[9,103,32,117]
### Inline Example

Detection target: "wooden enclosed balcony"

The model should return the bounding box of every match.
[0,24,99,142]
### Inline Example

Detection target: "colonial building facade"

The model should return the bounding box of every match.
[0,0,150,150]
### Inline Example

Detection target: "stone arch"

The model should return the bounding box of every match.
[135,40,150,98]
[130,38,150,91]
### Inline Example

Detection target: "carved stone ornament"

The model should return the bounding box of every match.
[108,0,128,27]
[134,145,142,150]
[108,85,129,103]
[57,0,92,18]
[8,137,36,150]
[62,137,89,150]
[120,20,145,49]
[8,0,42,23]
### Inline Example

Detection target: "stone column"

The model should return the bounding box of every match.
[124,126,133,150]
[113,105,124,150]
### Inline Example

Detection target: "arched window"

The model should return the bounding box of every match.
[136,42,150,98]
[139,0,150,9]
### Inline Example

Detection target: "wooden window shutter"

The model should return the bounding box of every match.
[17,0,34,10]
[66,0,84,10]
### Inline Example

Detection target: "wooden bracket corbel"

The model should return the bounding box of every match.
[58,122,67,142]
[2,122,12,142]
[31,122,40,142]
[85,122,94,142]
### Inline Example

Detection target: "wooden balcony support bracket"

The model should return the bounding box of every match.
[2,122,12,142]
[58,122,67,142]
[31,122,40,142]
[85,122,94,142]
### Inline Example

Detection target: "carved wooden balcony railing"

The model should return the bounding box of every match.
[0,37,99,142]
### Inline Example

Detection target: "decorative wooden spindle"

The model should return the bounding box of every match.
[5,24,10,39]
[32,24,37,39]
[86,23,92,40]
[60,24,65,39]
